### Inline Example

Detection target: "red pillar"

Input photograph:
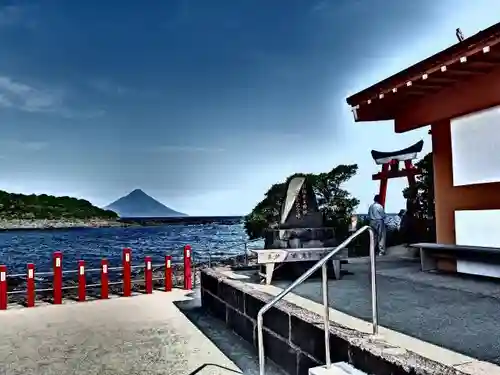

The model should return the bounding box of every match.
[0,265,7,310]
[26,263,35,308]
[78,260,86,302]
[183,245,192,290]
[122,248,132,297]
[404,160,417,187]
[101,259,109,299]
[53,251,63,305]
[165,255,172,292]
[144,256,153,294]
[378,163,390,208]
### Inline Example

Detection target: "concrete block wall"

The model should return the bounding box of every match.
[200,269,446,375]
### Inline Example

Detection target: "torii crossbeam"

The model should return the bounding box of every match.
[371,140,424,207]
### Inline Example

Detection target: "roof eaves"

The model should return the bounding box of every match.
[346,23,500,106]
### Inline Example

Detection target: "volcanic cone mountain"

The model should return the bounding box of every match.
[105,189,187,217]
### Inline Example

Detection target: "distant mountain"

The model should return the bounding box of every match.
[105,189,187,218]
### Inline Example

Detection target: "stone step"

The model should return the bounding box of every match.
[309,362,367,375]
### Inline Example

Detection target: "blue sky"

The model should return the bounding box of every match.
[0,1,499,216]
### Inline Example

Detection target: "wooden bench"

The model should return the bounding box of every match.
[409,243,500,278]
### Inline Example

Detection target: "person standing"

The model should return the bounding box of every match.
[368,194,386,255]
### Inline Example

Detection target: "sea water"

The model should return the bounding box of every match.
[0,223,262,274]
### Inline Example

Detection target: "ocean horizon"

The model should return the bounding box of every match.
[0,222,261,275]
[0,213,402,275]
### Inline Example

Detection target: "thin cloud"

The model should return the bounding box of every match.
[0,76,104,118]
[1,140,48,152]
[21,141,48,151]
[310,0,364,17]
[89,79,133,96]
[151,145,225,153]
[0,76,63,113]
[0,4,38,28]
[310,0,331,13]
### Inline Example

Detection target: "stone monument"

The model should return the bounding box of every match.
[259,176,341,281]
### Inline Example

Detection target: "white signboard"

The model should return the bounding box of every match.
[452,105,500,186]
[455,210,500,248]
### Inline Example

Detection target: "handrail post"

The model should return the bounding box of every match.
[78,260,86,302]
[322,263,331,368]
[257,313,265,375]
[122,248,132,297]
[165,255,173,292]
[0,265,7,310]
[244,241,248,265]
[256,226,377,375]
[27,263,35,308]
[369,228,379,335]
[53,251,63,305]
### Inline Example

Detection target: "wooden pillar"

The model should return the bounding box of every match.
[431,119,456,244]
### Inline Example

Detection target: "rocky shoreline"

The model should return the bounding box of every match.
[0,218,131,232]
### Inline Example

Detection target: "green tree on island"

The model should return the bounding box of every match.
[244,164,360,240]
[0,191,118,220]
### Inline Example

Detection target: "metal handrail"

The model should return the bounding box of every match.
[210,238,263,253]
[257,225,377,375]
[193,238,264,267]
[191,238,262,255]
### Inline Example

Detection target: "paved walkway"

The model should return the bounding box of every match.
[0,290,242,375]
[275,259,500,365]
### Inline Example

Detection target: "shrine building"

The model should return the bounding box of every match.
[346,22,500,247]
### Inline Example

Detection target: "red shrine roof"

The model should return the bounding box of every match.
[346,22,500,124]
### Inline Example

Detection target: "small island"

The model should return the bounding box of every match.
[0,190,121,231]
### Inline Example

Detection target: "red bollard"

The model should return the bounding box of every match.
[145,256,153,294]
[78,260,86,302]
[101,259,109,299]
[122,248,132,297]
[53,251,63,305]
[0,265,7,310]
[26,263,35,308]
[183,245,192,290]
[165,255,172,292]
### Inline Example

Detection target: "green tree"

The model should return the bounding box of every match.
[402,152,436,242]
[244,165,360,240]
[0,190,119,220]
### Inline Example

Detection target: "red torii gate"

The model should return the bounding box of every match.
[371,140,424,208]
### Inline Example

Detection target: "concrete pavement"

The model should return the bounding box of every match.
[0,290,243,375]
[274,259,500,365]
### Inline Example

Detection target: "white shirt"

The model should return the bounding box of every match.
[368,202,385,221]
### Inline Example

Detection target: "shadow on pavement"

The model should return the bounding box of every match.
[175,288,286,375]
